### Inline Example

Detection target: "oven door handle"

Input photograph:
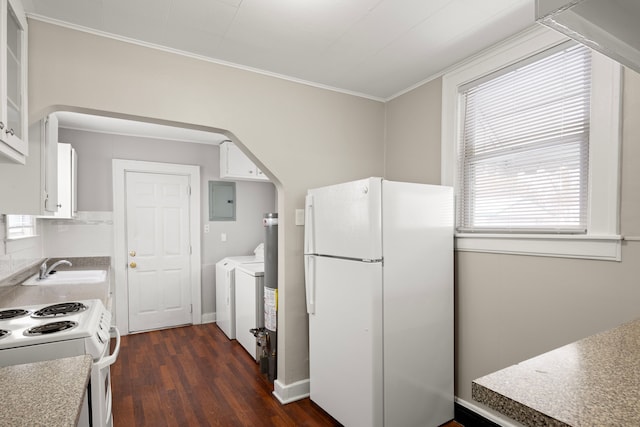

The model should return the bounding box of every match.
[96,326,121,370]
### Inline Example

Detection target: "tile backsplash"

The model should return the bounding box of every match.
[1,212,114,285]
[42,211,113,257]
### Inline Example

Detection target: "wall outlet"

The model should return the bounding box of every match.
[204,224,210,233]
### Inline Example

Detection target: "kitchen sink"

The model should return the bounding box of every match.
[23,270,107,285]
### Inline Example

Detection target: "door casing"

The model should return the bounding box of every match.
[113,159,202,334]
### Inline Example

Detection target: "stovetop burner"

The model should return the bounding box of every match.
[0,309,30,320]
[32,302,88,318]
[24,321,78,336]
[0,330,10,339]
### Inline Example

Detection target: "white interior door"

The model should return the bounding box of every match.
[125,171,192,332]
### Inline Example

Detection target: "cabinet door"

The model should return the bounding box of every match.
[226,142,257,177]
[219,141,269,181]
[0,0,28,163]
[42,114,58,213]
[54,143,77,218]
[71,146,77,216]
[0,120,42,214]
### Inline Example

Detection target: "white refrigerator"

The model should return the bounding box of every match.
[304,177,454,427]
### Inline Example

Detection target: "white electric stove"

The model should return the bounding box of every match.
[0,299,120,427]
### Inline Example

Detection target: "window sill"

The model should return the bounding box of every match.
[5,234,39,241]
[455,234,622,261]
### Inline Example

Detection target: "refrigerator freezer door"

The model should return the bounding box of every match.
[308,256,383,427]
[305,177,382,260]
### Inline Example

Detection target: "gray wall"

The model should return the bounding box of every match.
[385,68,640,404]
[57,128,276,315]
[31,16,636,407]
[28,19,386,386]
[385,78,442,184]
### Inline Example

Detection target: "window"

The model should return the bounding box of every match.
[458,42,591,234]
[442,26,622,260]
[5,215,37,239]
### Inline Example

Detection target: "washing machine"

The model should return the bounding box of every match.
[215,245,264,340]
[234,263,265,360]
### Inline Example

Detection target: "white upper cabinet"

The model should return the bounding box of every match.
[0,0,27,164]
[220,141,269,181]
[0,115,55,215]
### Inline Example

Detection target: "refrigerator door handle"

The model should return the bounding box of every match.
[304,194,314,254]
[304,255,316,314]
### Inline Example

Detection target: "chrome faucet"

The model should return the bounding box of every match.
[39,259,73,279]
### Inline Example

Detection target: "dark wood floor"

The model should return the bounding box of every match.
[111,323,462,426]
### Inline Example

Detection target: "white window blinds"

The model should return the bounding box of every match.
[457,43,591,233]
[6,215,36,239]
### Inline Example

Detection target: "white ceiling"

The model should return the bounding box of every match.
[23,0,536,100]
[24,0,537,140]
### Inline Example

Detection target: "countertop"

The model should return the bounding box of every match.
[0,257,111,309]
[472,318,640,426]
[0,355,92,426]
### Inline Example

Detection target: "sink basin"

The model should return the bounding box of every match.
[23,270,107,286]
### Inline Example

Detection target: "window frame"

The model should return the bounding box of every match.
[441,26,622,261]
[5,214,38,240]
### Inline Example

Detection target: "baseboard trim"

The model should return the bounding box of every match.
[272,379,310,404]
[455,398,523,427]
[201,312,215,324]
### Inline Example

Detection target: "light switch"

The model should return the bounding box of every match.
[295,209,305,226]
[221,233,227,242]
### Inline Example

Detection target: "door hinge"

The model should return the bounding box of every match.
[187,185,191,196]
[189,245,193,255]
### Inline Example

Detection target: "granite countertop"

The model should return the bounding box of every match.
[472,318,640,426]
[0,355,92,426]
[0,257,111,309]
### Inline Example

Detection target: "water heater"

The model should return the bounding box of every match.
[263,213,278,382]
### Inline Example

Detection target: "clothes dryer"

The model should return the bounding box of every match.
[215,249,263,340]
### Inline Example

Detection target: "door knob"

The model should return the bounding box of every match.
[129,250,136,257]
[129,262,137,268]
